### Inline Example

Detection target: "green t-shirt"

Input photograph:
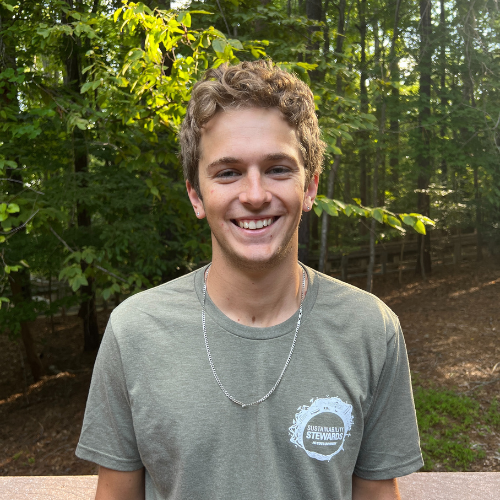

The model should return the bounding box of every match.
[76,265,423,499]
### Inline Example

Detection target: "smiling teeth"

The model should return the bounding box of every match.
[238,218,273,230]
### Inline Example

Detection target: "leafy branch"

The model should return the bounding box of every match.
[313,195,435,235]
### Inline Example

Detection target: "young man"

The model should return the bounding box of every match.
[76,61,423,499]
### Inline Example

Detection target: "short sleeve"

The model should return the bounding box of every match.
[354,317,424,479]
[75,320,144,471]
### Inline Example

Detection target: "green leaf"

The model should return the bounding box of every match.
[402,215,416,227]
[0,296,10,303]
[178,12,191,27]
[6,203,20,213]
[1,2,14,11]
[324,201,338,217]
[113,7,123,22]
[0,236,5,243]
[313,204,322,217]
[328,143,342,155]
[414,220,426,234]
[350,205,368,216]
[372,208,384,224]
[82,64,95,74]
[212,39,227,54]
[80,81,93,93]
[200,33,210,48]
[228,39,243,50]
[386,215,402,228]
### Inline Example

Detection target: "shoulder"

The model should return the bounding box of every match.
[108,269,202,338]
[307,267,400,340]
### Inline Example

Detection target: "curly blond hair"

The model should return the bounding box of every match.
[180,60,325,195]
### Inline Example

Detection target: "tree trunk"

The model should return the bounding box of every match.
[389,0,401,196]
[318,0,346,273]
[9,273,44,382]
[63,0,100,350]
[1,7,44,381]
[439,0,448,183]
[298,211,311,264]
[318,150,341,272]
[298,0,324,264]
[358,0,368,237]
[367,17,389,293]
[460,1,481,261]
[415,0,433,277]
[474,168,482,261]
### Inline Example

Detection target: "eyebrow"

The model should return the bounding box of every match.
[206,157,240,170]
[206,153,299,170]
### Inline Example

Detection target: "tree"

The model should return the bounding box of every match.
[415,0,433,277]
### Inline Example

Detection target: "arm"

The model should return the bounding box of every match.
[352,475,401,500]
[95,466,145,500]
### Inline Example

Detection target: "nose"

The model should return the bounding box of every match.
[239,170,272,207]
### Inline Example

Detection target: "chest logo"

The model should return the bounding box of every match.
[289,396,353,461]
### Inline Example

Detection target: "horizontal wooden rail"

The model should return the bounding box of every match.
[0,473,499,499]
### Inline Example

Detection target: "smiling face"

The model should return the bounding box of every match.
[186,107,318,271]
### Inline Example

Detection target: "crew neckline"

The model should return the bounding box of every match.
[194,263,318,340]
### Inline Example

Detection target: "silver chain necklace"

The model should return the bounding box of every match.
[202,264,306,408]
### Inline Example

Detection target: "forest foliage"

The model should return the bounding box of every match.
[1,0,499,378]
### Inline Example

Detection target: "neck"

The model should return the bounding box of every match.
[206,254,305,328]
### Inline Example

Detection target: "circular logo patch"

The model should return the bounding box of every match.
[289,396,354,461]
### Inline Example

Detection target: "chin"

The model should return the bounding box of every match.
[217,242,296,272]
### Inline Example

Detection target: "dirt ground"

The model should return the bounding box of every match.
[1,257,499,475]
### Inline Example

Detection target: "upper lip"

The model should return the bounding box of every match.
[232,216,276,222]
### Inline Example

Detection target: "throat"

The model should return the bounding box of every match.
[204,261,307,328]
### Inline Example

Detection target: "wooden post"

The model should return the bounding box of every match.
[399,240,405,285]
[341,255,349,281]
[454,241,461,264]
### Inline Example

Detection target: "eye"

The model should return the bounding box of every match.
[215,170,240,179]
[268,166,291,175]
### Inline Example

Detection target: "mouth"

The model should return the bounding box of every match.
[231,217,279,230]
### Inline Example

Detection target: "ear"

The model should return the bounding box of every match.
[303,173,319,212]
[186,180,206,219]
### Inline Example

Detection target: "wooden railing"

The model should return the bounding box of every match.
[0,473,499,499]
[311,230,482,279]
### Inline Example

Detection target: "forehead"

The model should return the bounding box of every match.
[199,107,303,166]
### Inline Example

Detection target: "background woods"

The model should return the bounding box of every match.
[0,0,500,472]
[1,0,499,372]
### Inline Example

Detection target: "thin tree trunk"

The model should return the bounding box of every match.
[461,1,481,261]
[63,0,100,350]
[299,0,323,265]
[318,0,346,272]
[9,273,44,382]
[415,0,433,277]
[298,212,310,264]
[318,150,341,272]
[367,17,388,293]
[474,166,482,261]
[389,0,401,195]
[439,0,448,182]
[1,8,44,381]
[358,0,368,237]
